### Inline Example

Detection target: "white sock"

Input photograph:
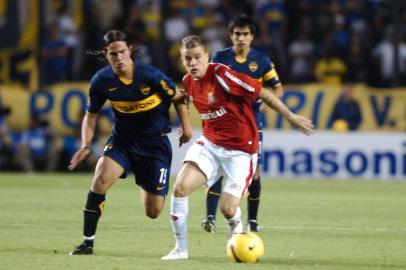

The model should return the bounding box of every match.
[169,195,189,252]
[227,206,242,233]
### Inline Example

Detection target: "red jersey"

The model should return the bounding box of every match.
[183,63,262,153]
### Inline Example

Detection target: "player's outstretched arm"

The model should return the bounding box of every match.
[68,112,97,170]
[258,88,315,135]
[173,88,192,146]
[259,84,284,113]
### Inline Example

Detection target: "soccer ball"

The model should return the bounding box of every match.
[226,232,264,263]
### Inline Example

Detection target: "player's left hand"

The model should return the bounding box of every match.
[286,113,315,135]
[178,127,192,147]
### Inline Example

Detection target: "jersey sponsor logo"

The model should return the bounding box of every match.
[160,79,175,96]
[200,106,227,120]
[224,71,255,92]
[108,87,118,92]
[111,93,162,113]
[156,186,165,191]
[140,84,151,95]
[249,61,258,72]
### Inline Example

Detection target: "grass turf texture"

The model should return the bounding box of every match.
[0,173,405,270]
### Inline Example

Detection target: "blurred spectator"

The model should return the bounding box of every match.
[201,18,227,55]
[256,0,287,37]
[315,48,347,85]
[330,13,351,59]
[89,0,123,46]
[16,115,58,172]
[346,0,367,34]
[288,30,314,83]
[257,0,288,79]
[328,85,362,131]
[372,28,406,87]
[55,3,80,80]
[39,24,68,85]
[164,7,190,42]
[347,31,366,82]
[124,4,147,41]
[81,0,123,77]
[131,0,161,42]
[126,0,163,67]
[0,97,12,170]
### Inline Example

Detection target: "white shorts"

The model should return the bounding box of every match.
[184,135,257,198]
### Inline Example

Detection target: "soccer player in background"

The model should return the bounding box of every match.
[201,14,284,233]
[161,35,313,260]
[67,30,192,255]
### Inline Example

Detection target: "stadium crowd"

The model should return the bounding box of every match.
[42,0,406,87]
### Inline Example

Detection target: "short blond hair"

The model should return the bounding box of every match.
[181,35,207,51]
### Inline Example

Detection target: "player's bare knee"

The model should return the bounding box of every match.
[145,208,161,219]
[220,204,236,219]
[172,183,189,197]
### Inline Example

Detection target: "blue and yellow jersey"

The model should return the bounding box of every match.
[212,47,281,126]
[87,61,176,140]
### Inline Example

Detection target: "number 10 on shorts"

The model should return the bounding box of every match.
[159,168,168,184]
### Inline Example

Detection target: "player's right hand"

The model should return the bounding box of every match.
[68,147,91,170]
[287,114,315,135]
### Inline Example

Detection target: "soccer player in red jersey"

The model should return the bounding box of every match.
[202,15,284,233]
[161,35,314,260]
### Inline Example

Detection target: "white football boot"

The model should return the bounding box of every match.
[161,248,189,260]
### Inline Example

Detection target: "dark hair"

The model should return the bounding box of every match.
[87,30,141,61]
[103,30,129,46]
[228,14,256,34]
[181,35,207,51]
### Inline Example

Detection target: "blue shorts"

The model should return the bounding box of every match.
[102,135,172,196]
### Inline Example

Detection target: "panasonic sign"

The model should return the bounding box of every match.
[169,130,405,180]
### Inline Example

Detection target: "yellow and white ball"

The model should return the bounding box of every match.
[226,232,264,263]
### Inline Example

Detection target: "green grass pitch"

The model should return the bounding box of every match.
[0,173,405,270]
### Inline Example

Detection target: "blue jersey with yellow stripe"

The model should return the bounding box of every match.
[87,61,176,140]
[212,47,281,127]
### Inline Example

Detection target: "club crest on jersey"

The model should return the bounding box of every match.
[249,61,258,72]
[104,144,113,151]
[160,79,175,96]
[140,85,151,95]
[207,92,216,104]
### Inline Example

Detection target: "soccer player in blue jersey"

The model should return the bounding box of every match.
[67,30,192,255]
[201,15,284,233]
